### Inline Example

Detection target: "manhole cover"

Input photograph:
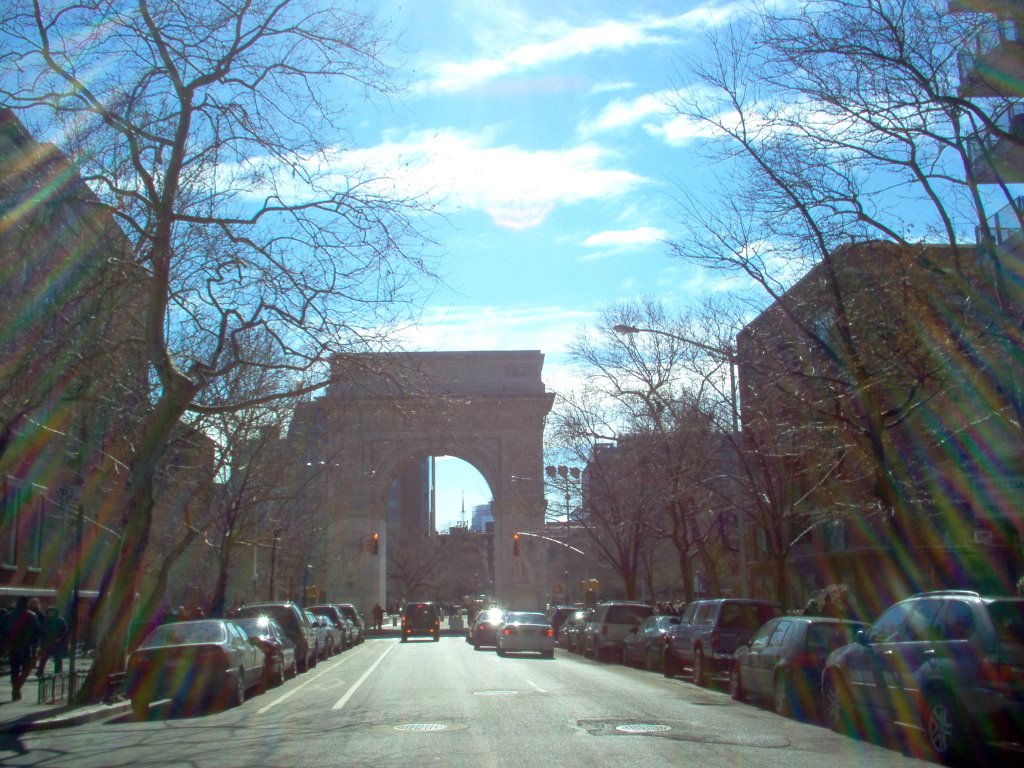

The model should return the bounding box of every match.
[474,690,519,696]
[394,723,449,732]
[616,724,672,734]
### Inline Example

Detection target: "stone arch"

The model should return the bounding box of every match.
[291,351,554,611]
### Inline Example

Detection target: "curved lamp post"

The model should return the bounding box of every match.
[613,323,749,598]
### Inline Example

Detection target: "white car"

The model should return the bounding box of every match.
[495,612,556,658]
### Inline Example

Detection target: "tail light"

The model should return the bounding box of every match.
[544,628,554,638]
[978,655,1024,696]
[710,629,720,649]
[503,626,518,636]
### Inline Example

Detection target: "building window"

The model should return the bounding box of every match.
[824,519,846,552]
[1,478,21,566]
[0,479,47,568]
[26,490,45,569]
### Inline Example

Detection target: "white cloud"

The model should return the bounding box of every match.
[395,303,595,355]
[413,9,735,96]
[579,90,674,137]
[333,129,648,229]
[583,226,666,249]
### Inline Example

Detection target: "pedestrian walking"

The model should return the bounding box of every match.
[372,603,384,631]
[37,606,69,676]
[0,596,41,700]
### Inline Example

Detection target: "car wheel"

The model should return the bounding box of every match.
[131,696,149,721]
[824,673,859,738]
[297,653,307,674]
[542,649,554,659]
[773,675,790,717]
[729,662,745,701]
[256,665,268,696]
[692,648,707,687]
[662,647,679,678]
[433,634,440,642]
[273,654,285,686]
[496,645,506,657]
[926,690,968,764]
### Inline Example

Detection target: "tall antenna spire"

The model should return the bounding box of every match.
[460,491,467,527]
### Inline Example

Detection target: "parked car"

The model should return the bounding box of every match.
[663,598,784,686]
[468,608,506,650]
[495,611,556,658]
[303,610,325,663]
[623,614,680,671]
[234,615,298,687]
[560,608,592,653]
[401,601,441,641]
[309,604,352,651]
[547,604,578,641]
[311,612,342,656]
[729,616,866,719]
[583,601,655,661]
[125,619,265,720]
[335,603,366,644]
[822,590,1024,764]
[235,601,316,673]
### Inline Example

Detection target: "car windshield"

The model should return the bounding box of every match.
[605,605,653,624]
[139,621,227,648]
[234,617,271,636]
[806,622,862,653]
[505,612,547,624]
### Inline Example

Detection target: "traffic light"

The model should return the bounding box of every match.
[370,532,380,555]
[512,532,520,556]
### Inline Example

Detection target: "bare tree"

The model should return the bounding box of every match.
[665,0,1015,554]
[0,1,435,700]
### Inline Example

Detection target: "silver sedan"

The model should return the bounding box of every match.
[495,611,556,658]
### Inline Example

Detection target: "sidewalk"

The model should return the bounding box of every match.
[0,657,129,733]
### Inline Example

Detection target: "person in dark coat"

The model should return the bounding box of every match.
[36,607,69,676]
[0,597,41,700]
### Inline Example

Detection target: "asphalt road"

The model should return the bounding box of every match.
[0,638,940,768]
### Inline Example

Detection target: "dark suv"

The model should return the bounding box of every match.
[235,601,317,673]
[822,590,1024,764]
[663,598,783,686]
[401,601,441,642]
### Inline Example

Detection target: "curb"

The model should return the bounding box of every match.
[0,701,130,734]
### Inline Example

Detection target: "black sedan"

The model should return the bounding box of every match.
[468,608,506,649]
[125,619,265,720]
[622,614,679,670]
[234,615,297,687]
[730,616,866,720]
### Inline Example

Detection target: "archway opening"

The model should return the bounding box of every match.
[383,455,495,607]
[432,455,492,534]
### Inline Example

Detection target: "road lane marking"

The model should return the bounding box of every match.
[256,647,365,714]
[332,642,396,711]
[525,679,547,693]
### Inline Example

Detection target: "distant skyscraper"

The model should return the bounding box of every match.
[471,503,494,533]
[386,456,432,538]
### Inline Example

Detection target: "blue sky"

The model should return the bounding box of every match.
[343,1,744,527]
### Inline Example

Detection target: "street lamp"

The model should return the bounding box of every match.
[613,323,749,598]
